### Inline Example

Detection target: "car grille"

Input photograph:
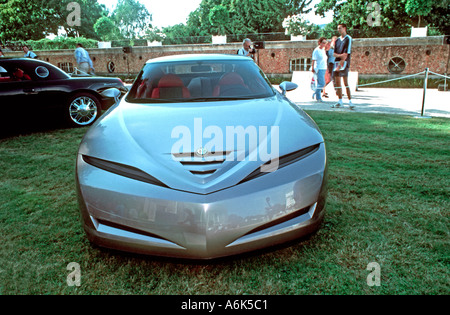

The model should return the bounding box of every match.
[172,151,231,178]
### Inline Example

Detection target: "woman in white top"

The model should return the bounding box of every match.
[311,37,328,102]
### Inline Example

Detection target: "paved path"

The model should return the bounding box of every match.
[280,84,450,118]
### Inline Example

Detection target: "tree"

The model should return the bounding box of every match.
[0,0,108,42]
[112,0,152,39]
[282,14,310,35]
[94,16,120,41]
[208,5,230,35]
[186,9,210,37]
[405,0,434,27]
[425,0,450,35]
[315,0,450,38]
[162,24,195,44]
[144,27,166,43]
[229,0,312,34]
[185,0,312,35]
[42,0,107,39]
[0,0,59,41]
[186,0,226,36]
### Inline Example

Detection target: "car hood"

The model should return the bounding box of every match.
[79,94,324,194]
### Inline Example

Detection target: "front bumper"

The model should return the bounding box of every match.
[76,144,327,260]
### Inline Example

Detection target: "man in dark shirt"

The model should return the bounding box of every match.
[332,24,354,109]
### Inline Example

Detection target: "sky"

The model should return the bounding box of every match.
[97,0,333,29]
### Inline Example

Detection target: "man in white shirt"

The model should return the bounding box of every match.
[74,43,95,75]
[311,37,328,102]
[23,45,37,58]
[237,38,255,59]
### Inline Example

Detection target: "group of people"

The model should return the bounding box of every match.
[311,23,354,109]
[238,25,353,109]
[6,28,352,106]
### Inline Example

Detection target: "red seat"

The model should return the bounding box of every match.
[213,72,247,96]
[151,74,190,99]
[12,69,31,81]
[0,77,10,82]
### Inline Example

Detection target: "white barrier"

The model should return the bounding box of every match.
[291,71,359,92]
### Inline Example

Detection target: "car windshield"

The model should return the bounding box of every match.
[126,58,275,103]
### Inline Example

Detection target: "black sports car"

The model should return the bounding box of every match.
[0,58,127,130]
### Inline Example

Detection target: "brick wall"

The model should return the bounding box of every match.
[5,36,449,77]
[257,36,449,75]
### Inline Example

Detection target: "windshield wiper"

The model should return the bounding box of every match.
[129,98,181,103]
[127,96,257,103]
[185,97,254,102]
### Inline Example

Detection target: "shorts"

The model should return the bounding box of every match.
[332,61,350,77]
[333,67,349,77]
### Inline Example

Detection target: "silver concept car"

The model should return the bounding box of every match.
[76,54,327,259]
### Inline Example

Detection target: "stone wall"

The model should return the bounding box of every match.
[5,36,449,78]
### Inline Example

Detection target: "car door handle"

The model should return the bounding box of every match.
[23,88,37,94]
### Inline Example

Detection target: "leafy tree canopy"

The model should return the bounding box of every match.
[185,0,312,35]
[0,0,107,42]
[94,16,121,41]
[315,0,449,37]
[208,5,229,35]
[112,0,152,39]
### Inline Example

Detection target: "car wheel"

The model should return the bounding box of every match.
[67,93,101,127]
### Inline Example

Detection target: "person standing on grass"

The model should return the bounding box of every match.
[332,23,354,109]
[311,37,328,102]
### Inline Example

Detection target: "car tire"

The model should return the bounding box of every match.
[67,92,101,127]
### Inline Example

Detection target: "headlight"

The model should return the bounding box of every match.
[82,155,168,188]
[239,143,321,184]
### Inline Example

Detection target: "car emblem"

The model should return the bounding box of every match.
[195,147,208,157]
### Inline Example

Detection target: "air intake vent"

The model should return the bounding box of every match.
[173,151,231,178]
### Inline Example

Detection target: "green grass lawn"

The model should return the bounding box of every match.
[0,111,448,295]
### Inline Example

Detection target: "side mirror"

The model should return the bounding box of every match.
[279,81,298,96]
[101,88,121,104]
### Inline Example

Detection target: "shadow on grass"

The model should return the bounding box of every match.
[0,113,84,140]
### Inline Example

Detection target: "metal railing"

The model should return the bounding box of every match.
[329,68,448,118]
